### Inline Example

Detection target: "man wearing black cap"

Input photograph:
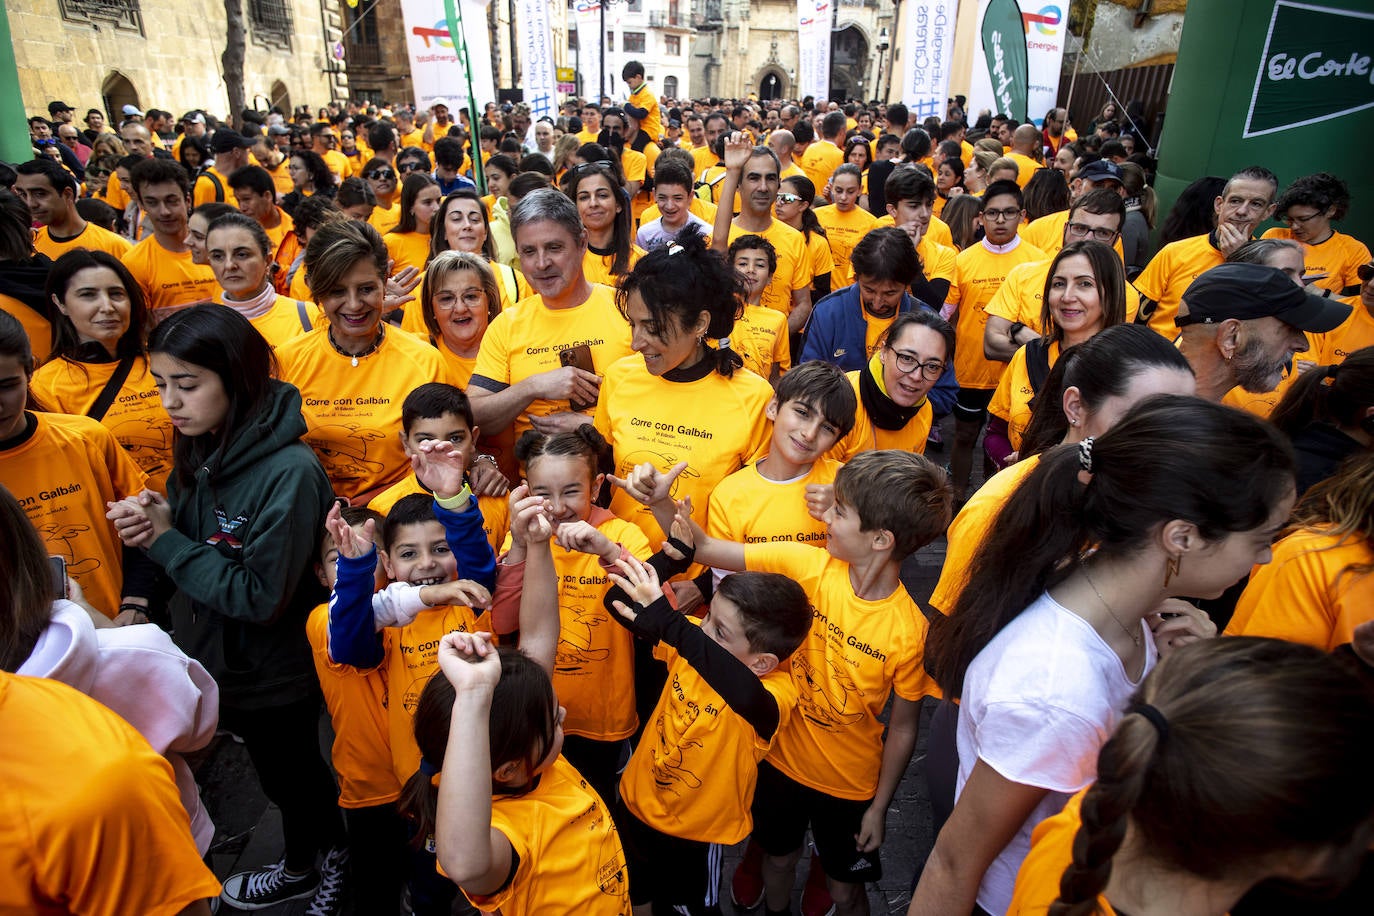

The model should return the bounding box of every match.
[1176,262,1351,401]
[47,100,75,125]
[194,129,253,207]
[1135,165,1278,337]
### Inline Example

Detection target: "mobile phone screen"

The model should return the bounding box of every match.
[49,556,68,599]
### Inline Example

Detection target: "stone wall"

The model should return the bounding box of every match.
[14,0,339,120]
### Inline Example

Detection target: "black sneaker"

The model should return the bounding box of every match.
[305,847,348,916]
[220,859,320,910]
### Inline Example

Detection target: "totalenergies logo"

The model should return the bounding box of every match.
[800,0,829,26]
[413,21,453,49]
[1021,5,1061,35]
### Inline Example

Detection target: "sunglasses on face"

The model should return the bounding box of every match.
[398,161,426,173]
[776,193,804,205]
[365,168,396,180]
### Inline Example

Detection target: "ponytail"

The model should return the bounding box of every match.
[1269,347,1374,440]
[925,395,1294,698]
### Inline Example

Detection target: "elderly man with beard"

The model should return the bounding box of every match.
[1176,262,1350,402]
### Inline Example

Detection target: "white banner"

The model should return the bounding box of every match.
[967,0,1067,127]
[398,0,497,112]
[572,0,617,102]
[797,0,833,103]
[901,0,959,122]
[517,0,559,121]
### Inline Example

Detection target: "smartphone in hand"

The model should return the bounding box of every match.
[560,344,597,412]
[49,556,68,599]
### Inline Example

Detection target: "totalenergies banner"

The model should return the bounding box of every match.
[797,0,833,103]
[399,0,496,111]
[517,0,559,119]
[968,0,1066,126]
[901,0,960,122]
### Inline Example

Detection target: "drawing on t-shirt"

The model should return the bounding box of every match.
[110,416,171,473]
[594,820,628,899]
[649,702,704,795]
[38,524,101,577]
[306,425,387,479]
[793,647,866,728]
[619,449,700,498]
[555,604,611,674]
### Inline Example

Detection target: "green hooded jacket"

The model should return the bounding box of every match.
[148,380,333,709]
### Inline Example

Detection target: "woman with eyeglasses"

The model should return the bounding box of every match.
[984,241,1128,467]
[399,191,532,346]
[82,155,118,200]
[1261,172,1370,297]
[773,174,834,303]
[830,310,955,459]
[562,161,643,286]
[384,172,442,273]
[281,150,336,218]
[360,157,400,233]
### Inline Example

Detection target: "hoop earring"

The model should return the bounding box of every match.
[1163,554,1181,588]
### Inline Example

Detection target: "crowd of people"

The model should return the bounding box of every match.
[3,71,1373,916]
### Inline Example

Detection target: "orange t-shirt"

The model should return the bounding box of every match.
[1007,152,1040,187]
[745,542,941,799]
[800,141,845,193]
[369,201,401,235]
[0,412,149,617]
[276,326,449,501]
[384,602,492,786]
[0,673,222,916]
[1260,227,1370,295]
[830,368,934,461]
[1309,298,1374,365]
[33,222,132,260]
[929,455,1042,614]
[725,221,811,317]
[470,284,634,439]
[1226,525,1373,651]
[1007,790,1119,915]
[0,294,55,364]
[227,294,322,351]
[466,756,631,915]
[948,239,1050,389]
[814,205,878,283]
[984,258,1141,331]
[502,508,651,741]
[706,458,839,561]
[1132,233,1225,337]
[727,303,790,380]
[384,230,432,273]
[1020,209,1126,260]
[305,604,400,807]
[621,631,800,843]
[988,341,1062,451]
[581,245,644,288]
[120,235,217,325]
[29,354,174,492]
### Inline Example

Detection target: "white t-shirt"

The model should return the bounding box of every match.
[636,212,711,251]
[955,591,1156,915]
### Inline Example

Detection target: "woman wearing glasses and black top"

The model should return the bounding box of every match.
[831,310,957,459]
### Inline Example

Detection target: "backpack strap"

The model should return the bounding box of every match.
[1024,337,1053,395]
[199,168,225,203]
[296,300,313,333]
[497,263,518,306]
[87,355,137,422]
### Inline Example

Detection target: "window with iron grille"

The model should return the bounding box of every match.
[249,0,293,51]
[58,0,144,34]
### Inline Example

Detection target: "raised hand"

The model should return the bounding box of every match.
[413,440,468,500]
[804,483,834,522]
[606,555,664,622]
[507,484,553,546]
[608,460,687,507]
[435,630,501,691]
[468,457,511,497]
[723,132,756,172]
[325,500,376,559]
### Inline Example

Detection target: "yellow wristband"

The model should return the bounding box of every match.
[435,484,473,511]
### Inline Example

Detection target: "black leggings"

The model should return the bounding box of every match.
[219,694,346,873]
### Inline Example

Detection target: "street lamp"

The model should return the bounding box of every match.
[876,26,890,104]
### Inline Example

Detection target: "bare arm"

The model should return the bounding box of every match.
[787,286,813,334]
[857,696,922,852]
[710,133,756,253]
[468,367,601,434]
[983,315,1037,362]
[907,759,1049,915]
[608,462,748,572]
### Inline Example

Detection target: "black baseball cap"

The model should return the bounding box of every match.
[1076,159,1122,184]
[48,100,73,115]
[209,128,255,153]
[1176,263,1352,332]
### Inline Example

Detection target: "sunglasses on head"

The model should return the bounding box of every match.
[365,168,396,180]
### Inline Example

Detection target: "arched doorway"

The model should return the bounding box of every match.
[100,71,140,123]
[758,70,784,101]
[830,26,869,102]
[663,76,678,99]
[270,81,292,116]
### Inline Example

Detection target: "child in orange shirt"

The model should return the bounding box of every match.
[488,426,654,807]
[403,502,631,916]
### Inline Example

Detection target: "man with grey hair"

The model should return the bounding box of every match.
[767,129,803,179]
[466,188,634,436]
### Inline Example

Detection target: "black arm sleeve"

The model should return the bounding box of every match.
[811,271,832,300]
[119,544,160,603]
[601,542,696,634]
[910,271,949,309]
[632,596,782,740]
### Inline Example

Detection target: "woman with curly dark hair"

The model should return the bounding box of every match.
[1262,172,1370,296]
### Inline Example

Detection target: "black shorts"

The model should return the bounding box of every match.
[953,387,995,423]
[750,762,882,884]
[614,795,714,908]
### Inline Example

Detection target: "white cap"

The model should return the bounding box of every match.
[121,104,143,116]
[429,97,450,110]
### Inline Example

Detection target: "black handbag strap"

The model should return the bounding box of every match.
[88,355,136,421]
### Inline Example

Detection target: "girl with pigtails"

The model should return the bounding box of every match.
[1008,636,1374,916]
[911,396,1298,916]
